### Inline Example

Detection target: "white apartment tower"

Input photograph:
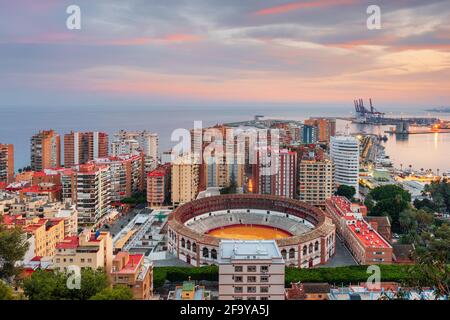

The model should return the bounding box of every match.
[218,240,285,301]
[330,136,360,197]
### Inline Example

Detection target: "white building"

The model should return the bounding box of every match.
[111,130,158,158]
[218,240,285,301]
[330,136,360,197]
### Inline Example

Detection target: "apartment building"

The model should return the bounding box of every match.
[111,130,159,173]
[64,131,108,167]
[3,215,65,258]
[147,164,171,207]
[330,136,360,196]
[304,118,336,143]
[298,151,334,208]
[42,201,79,237]
[302,125,318,144]
[74,164,111,226]
[53,230,113,273]
[171,155,200,206]
[30,130,61,171]
[110,252,153,300]
[253,149,297,199]
[218,240,285,301]
[325,196,393,265]
[0,144,14,184]
[91,154,145,201]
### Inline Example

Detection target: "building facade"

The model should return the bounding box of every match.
[298,154,334,208]
[330,136,360,197]
[74,164,111,226]
[304,118,336,143]
[110,252,153,300]
[0,144,14,184]
[219,240,285,300]
[30,130,61,171]
[147,164,171,207]
[64,131,108,168]
[325,196,393,265]
[53,230,113,273]
[171,155,200,206]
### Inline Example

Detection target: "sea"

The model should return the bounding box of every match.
[1,105,449,173]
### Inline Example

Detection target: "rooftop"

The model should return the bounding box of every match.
[328,196,390,249]
[219,240,284,262]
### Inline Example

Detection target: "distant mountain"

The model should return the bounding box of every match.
[426,107,450,113]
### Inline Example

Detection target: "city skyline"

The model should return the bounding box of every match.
[0,0,449,108]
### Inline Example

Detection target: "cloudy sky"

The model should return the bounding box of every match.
[1,0,449,108]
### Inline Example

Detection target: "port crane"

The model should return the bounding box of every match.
[354,98,385,123]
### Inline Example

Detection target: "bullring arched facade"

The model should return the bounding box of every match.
[167,194,336,268]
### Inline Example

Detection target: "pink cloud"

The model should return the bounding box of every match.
[7,33,202,46]
[254,0,356,16]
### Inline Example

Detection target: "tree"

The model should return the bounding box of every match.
[422,179,450,214]
[0,280,15,300]
[23,268,109,300]
[413,198,437,213]
[74,268,109,300]
[90,285,133,300]
[365,185,411,232]
[0,216,30,280]
[22,270,69,300]
[335,185,356,200]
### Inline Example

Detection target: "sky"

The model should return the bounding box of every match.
[0,0,449,109]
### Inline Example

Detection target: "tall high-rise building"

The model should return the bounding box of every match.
[0,144,14,184]
[111,130,159,174]
[111,130,158,160]
[171,155,200,206]
[73,164,111,226]
[298,151,334,208]
[330,136,360,197]
[253,149,297,199]
[203,156,244,191]
[64,131,109,167]
[147,164,171,207]
[302,125,318,144]
[91,154,145,201]
[31,130,61,171]
[304,118,336,143]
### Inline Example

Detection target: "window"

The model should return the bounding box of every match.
[234,276,243,283]
[211,249,217,259]
[261,276,269,283]
[247,266,256,272]
[289,248,295,259]
[234,266,243,272]
[281,249,287,260]
[260,287,269,293]
[247,276,256,283]
[181,238,185,248]
[261,265,269,272]
[203,247,209,258]
[234,287,243,293]
[303,245,307,255]
[314,241,319,251]
[247,287,257,293]
[309,243,313,254]
[261,297,269,300]
[247,297,257,300]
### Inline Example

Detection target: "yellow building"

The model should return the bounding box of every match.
[53,230,113,273]
[298,158,334,208]
[171,155,200,206]
[23,218,65,258]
